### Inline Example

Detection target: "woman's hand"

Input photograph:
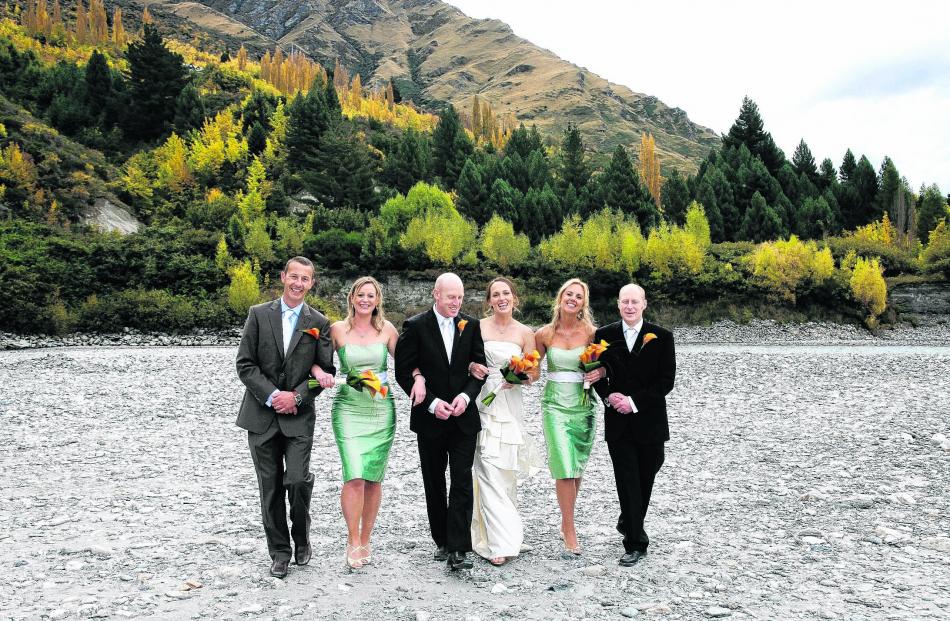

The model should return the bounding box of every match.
[583,367,605,384]
[468,362,490,379]
[409,374,426,406]
[311,365,336,389]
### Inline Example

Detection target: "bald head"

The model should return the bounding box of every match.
[433,272,464,317]
[618,283,647,326]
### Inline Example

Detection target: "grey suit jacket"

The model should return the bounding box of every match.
[235,299,334,437]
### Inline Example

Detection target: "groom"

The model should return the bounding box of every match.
[395,273,486,570]
[235,256,334,578]
[592,283,676,567]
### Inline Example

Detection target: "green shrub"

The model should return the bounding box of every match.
[304,228,364,270]
[76,289,199,332]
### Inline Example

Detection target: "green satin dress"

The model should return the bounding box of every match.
[542,346,596,479]
[331,343,396,482]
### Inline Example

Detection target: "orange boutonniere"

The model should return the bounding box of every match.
[457,319,468,333]
[642,333,657,346]
[300,328,321,339]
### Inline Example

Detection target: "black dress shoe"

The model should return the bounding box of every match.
[618,550,645,567]
[294,545,311,566]
[433,546,448,562]
[270,558,289,578]
[446,551,473,570]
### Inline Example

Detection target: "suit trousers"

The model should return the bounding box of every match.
[248,420,314,561]
[606,430,665,553]
[416,426,477,553]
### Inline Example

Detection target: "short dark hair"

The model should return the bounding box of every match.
[283,256,314,274]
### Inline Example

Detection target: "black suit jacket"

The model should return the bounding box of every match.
[593,320,675,444]
[395,309,487,437]
[235,299,334,438]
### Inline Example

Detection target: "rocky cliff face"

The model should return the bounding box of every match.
[139,0,719,172]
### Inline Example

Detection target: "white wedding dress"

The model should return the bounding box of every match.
[471,340,543,560]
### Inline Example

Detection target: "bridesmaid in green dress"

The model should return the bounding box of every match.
[311,276,402,569]
[535,278,598,557]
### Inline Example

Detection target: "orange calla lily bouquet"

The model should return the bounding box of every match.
[309,369,389,399]
[482,350,541,406]
[578,340,609,406]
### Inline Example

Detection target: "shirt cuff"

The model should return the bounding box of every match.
[266,389,279,407]
[458,393,471,406]
[627,397,638,413]
[428,397,444,414]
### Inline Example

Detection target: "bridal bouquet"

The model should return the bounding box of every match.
[309,369,389,398]
[481,350,541,406]
[578,340,609,406]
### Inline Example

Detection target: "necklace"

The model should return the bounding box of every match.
[492,317,513,334]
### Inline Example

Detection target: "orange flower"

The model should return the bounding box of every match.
[358,369,386,398]
[457,319,468,333]
[642,333,657,346]
[300,327,321,339]
[524,350,541,364]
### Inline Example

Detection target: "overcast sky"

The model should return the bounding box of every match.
[446,0,950,193]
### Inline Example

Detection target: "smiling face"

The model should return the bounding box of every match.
[618,284,647,326]
[559,283,585,317]
[351,281,379,317]
[433,274,464,318]
[279,260,314,307]
[488,280,516,316]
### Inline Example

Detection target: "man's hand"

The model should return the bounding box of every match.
[468,362,490,380]
[608,392,633,414]
[433,400,454,420]
[409,375,427,406]
[450,395,468,416]
[272,391,298,414]
[584,367,606,384]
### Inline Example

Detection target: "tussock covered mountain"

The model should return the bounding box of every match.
[140,0,719,171]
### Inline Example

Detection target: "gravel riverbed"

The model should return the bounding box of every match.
[1,330,949,620]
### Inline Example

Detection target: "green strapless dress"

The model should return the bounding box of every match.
[331,343,396,482]
[542,346,596,479]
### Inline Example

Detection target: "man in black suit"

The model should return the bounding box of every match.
[235,256,334,578]
[395,273,486,571]
[591,283,676,567]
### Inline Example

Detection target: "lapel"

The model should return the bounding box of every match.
[283,303,311,364]
[267,299,284,362]
[425,309,451,368]
[450,315,464,365]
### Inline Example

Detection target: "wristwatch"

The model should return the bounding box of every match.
[293,391,302,406]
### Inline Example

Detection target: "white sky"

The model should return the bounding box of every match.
[446,0,950,193]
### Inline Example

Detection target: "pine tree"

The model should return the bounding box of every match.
[818,158,837,192]
[602,145,654,229]
[792,139,818,186]
[431,105,472,189]
[84,49,111,113]
[722,96,784,174]
[386,127,430,194]
[286,79,334,175]
[486,178,522,230]
[797,196,834,239]
[851,155,880,227]
[559,122,589,192]
[124,23,188,140]
[247,121,267,155]
[661,169,691,225]
[740,192,783,242]
[456,158,488,224]
[917,184,946,244]
[172,83,204,133]
[839,149,857,183]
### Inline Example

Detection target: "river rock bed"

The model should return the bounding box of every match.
[1,342,948,620]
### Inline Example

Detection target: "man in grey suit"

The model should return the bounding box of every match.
[236,256,334,578]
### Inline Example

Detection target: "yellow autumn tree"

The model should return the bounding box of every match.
[480,215,530,269]
[538,210,645,274]
[112,7,126,48]
[850,257,887,321]
[236,44,248,71]
[188,111,249,180]
[639,133,662,209]
[749,236,835,302]
[227,260,260,315]
[154,133,192,191]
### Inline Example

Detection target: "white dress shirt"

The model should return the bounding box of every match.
[620,319,642,414]
[428,306,471,414]
[267,298,303,407]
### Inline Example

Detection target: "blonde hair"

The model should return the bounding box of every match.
[483,277,520,317]
[344,276,386,333]
[548,278,595,332]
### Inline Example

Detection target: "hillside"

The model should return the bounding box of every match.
[130,0,719,172]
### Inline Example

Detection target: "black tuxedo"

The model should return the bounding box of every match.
[395,309,486,552]
[593,320,675,553]
[236,299,334,561]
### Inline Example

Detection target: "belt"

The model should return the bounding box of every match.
[548,371,583,383]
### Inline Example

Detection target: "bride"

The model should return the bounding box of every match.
[467,277,543,566]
